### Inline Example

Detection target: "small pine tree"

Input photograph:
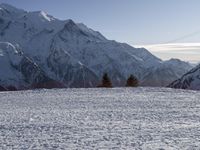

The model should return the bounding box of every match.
[126,74,138,87]
[99,73,112,88]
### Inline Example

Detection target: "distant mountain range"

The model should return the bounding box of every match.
[0,3,193,90]
[141,58,192,87]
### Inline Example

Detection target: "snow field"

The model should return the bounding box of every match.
[0,87,200,149]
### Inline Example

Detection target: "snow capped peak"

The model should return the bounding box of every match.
[26,10,56,24]
[64,19,77,28]
[0,3,55,26]
[167,58,186,63]
[38,11,55,22]
[164,58,191,69]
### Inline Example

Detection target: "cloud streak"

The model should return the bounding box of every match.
[135,43,200,64]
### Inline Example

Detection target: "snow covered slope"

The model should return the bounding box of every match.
[0,42,24,87]
[0,3,192,89]
[0,42,63,90]
[141,59,192,87]
[169,64,200,90]
[1,87,200,149]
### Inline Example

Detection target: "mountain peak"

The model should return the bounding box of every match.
[165,58,191,67]
[66,19,76,26]
[168,58,182,62]
[37,10,55,22]
[63,19,79,30]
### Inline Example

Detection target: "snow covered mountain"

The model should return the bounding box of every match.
[169,64,200,90]
[141,59,192,87]
[0,42,64,90]
[0,3,192,90]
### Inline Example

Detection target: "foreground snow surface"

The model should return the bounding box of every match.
[0,87,200,149]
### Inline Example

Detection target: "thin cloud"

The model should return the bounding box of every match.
[136,43,200,52]
[134,43,200,63]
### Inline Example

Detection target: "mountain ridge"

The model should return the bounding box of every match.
[168,64,200,90]
[0,3,193,90]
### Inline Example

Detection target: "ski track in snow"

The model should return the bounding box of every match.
[0,87,200,149]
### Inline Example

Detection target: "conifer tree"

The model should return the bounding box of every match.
[100,73,112,87]
[126,74,138,87]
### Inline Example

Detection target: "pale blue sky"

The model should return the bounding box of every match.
[0,0,200,62]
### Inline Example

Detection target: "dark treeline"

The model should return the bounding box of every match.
[98,73,139,88]
[0,73,139,91]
